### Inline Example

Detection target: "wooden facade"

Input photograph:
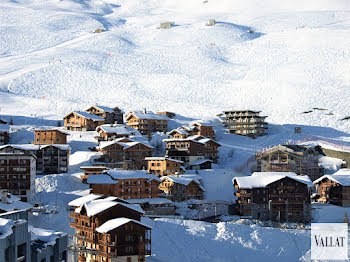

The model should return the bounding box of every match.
[159,176,204,202]
[0,144,70,174]
[313,171,350,207]
[0,153,36,203]
[145,157,183,177]
[125,110,168,135]
[223,110,268,138]
[256,144,324,181]
[85,105,124,124]
[87,170,161,200]
[95,125,133,141]
[191,122,215,139]
[32,129,68,145]
[69,197,150,262]
[64,111,104,131]
[233,173,312,223]
[164,136,220,165]
[96,140,153,170]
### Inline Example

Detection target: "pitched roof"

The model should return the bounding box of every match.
[96,217,151,233]
[93,105,114,113]
[96,125,131,135]
[0,192,33,212]
[65,111,104,121]
[188,159,213,166]
[88,170,161,184]
[97,140,153,150]
[313,169,350,186]
[168,128,189,135]
[68,194,103,207]
[0,144,71,151]
[126,111,169,121]
[163,135,220,146]
[76,198,144,217]
[233,172,313,189]
[161,175,205,191]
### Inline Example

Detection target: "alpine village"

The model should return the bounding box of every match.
[0,104,349,262]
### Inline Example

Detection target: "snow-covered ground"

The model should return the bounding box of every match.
[1,0,350,261]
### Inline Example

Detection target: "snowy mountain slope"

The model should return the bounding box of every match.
[0,0,349,133]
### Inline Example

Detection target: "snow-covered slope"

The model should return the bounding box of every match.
[0,0,349,133]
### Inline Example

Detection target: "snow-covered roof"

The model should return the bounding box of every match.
[0,124,10,132]
[92,105,114,113]
[31,227,67,247]
[71,111,104,121]
[0,217,14,240]
[97,140,153,150]
[161,176,205,191]
[314,170,350,186]
[126,110,169,121]
[87,174,119,184]
[108,170,161,182]
[333,169,350,175]
[96,125,131,135]
[233,172,313,189]
[68,194,103,206]
[163,135,220,146]
[76,198,144,217]
[168,128,189,135]
[88,170,161,184]
[0,144,71,151]
[0,197,33,212]
[96,217,151,233]
[127,198,173,205]
[144,157,183,163]
[188,159,213,166]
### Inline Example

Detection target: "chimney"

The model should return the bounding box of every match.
[1,190,8,204]
[143,108,147,114]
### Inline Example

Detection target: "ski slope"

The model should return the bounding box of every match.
[0,0,349,133]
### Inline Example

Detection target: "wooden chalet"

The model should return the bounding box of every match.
[64,111,104,131]
[145,157,183,177]
[313,169,350,207]
[95,124,135,141]
[0,144,70,174]
[0,153,36,203]
[233,172,313,223]
[164,135,221,166]
[255,144,324,181]
[125,110,169,135]
[68,195,151,262]
[0,121,9,145]
[168,122,215,140]
[87,170,161,199]
[96,138,153,170]
[32,129,69,145]
[222,110,268,138]
[85,105,124,124]
[159,175,205,202]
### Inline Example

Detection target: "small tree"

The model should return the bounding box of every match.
[9,118,13,125]
[57,120,62,127]
[343,211,349,224]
